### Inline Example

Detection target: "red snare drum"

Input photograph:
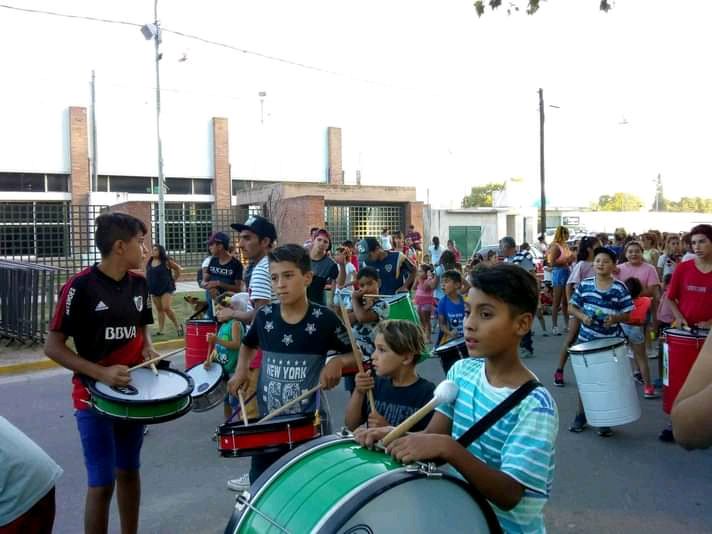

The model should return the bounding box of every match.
[662,328,709,414]
[341,360,372,377]
[217,414,321,457]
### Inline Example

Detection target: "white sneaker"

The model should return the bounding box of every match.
[227,473,250,492]
[552,326,561,336]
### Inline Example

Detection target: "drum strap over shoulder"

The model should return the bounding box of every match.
[457,380,541,449]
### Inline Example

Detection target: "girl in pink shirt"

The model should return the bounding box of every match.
[414,265,438,342]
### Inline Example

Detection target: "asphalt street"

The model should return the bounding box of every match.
[2,324,711,534]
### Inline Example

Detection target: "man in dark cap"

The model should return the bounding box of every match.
[307,228,339,305]
[354,236,415,295]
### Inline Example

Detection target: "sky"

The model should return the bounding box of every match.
[1,0,711,209]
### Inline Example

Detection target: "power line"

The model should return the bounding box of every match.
[0,3,438,95]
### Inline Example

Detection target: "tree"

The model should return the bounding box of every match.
[473,0,612,17]
[664,197,712,213]
[462,182,506,208]
[593,192,644,211]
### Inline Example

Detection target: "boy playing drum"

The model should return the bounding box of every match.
[44,213,156,534]
[356,265,558,533]
[227,244,356,483]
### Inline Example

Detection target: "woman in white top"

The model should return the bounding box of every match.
[380,228,393,251]
[428,236,443,266]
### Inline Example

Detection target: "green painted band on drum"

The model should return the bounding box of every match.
[92,396,191,420]
[239,440,401,533]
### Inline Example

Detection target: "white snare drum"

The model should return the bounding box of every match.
[569,337,641,427]
[185,362,226,412]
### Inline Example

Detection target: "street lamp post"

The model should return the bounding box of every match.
[142,0,166,247]
[538,88,546,239]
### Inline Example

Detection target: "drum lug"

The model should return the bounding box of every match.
[235,491,251,512]
[406,462,443,478]
[337,427,353,438]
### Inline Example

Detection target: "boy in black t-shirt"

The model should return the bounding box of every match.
[203,231,243,318]
[345,320,435,431]
[227,244,355,483]
[44,213,156,534]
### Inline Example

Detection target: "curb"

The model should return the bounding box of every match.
[0,339,185,377]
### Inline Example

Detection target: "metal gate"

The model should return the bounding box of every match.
[448,226,482,260]
[325,204,404,245]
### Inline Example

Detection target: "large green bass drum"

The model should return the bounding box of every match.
[226,433,502,533]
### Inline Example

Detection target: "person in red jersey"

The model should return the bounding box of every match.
[44,212,156,534]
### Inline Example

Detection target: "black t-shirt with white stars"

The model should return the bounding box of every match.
[242,302,352,416]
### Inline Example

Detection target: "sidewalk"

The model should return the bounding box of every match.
[0,338,185,376]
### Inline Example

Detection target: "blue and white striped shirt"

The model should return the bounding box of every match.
[436,358,559,533]
[569,276,634,343]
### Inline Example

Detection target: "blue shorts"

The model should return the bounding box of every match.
[621,324,645,345]
[75,409,144,487]
[551,267,571,288]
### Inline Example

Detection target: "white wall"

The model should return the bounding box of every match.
[551,211,712,234]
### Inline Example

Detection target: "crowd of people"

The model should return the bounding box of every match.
[2,213,711,534]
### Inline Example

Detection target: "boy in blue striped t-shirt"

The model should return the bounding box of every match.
[568,247,634,436]
[357,264,559,534]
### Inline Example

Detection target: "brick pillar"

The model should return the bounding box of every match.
[69,106,90,205]
[404,201,424,239]
[213,117,231,211]
[69,107,91,261]
[327,127,343,185]
[277,195,324,246]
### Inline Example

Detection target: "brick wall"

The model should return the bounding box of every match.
[213,117,231,210]
[327,127,343,185]
[405,201,424,240]
[276,195,325,246]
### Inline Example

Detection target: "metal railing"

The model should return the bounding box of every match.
[0,260,65,344]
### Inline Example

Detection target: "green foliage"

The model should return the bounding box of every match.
[663,197,712,213]
[473,0,611,17]
[593,193,644,212]
[462,182,506,208]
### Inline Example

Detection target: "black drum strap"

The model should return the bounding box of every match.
[456,379,541,449]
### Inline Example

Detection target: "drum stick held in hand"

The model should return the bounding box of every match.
[238,391,249,426]
[258,385,321,423]
[382,380,458,447]
[339,303,376,414]
[128,348,184,372]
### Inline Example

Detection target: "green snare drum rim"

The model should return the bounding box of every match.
[84,369,194,423]
[237,436,402,533]
[91,394,192,422]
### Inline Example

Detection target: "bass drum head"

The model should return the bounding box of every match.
[433,337,467,356]
[185,363,224,398]
[92,368,194,403]
[332,473,501,533]
[569,337,624,354]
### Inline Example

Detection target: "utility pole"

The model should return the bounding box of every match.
[538,88,546,239]
[141,0,167,246]
[90,70,98,193]
[153,0,166,246]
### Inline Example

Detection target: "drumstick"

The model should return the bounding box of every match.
[128,348,184,372]
[238,391,249,426]
[150,363,159,376]
[258,384,321,423]
[382,380,458,447]
[339,303,376,414]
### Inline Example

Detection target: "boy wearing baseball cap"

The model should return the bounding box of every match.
[203,231,243,318]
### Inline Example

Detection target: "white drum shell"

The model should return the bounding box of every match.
[570,340,641,427]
